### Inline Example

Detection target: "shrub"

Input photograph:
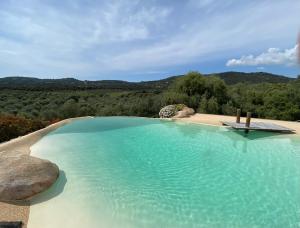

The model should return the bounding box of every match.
[0,115,48,143]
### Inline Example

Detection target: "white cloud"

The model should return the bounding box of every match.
[0,0,299,78]
[226,45,298,67]
[102,0,300,72]
[88,2,171,43]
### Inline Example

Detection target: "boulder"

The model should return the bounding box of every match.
[174,107,195,118]
[0,155,59,201]
[159,105,177,118]
[159,104,195,118]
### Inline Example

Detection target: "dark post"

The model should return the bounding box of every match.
[236,109,241,123]
[246,112,251,128]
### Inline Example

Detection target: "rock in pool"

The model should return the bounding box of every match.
[0,154,59,201]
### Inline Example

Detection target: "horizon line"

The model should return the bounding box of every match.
[0,70,297,83]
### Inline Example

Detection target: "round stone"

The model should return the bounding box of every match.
[0,155,59,201]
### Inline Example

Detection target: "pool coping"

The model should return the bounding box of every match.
[0,116,93,228]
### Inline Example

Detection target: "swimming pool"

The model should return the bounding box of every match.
[28,117,300,227]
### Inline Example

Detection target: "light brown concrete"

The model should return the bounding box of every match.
[175,113,300,134]
[0,117,92,228]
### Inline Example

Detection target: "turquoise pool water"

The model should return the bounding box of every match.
[28,117,300,227]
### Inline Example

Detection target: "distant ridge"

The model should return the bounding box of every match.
[213,72,294,85]
[0,72,294,90]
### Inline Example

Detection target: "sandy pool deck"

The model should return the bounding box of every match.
[0,114,299,227]
[175,113,300,135]
[0,117,91,228]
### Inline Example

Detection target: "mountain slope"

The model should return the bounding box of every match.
[211,72,293,85]
[0,72,294,90]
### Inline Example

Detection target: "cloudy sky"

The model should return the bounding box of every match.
[0,0,299,81]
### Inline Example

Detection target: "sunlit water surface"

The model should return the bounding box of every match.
[28,117,300,227]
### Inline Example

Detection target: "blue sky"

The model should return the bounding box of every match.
[0,0,299,81]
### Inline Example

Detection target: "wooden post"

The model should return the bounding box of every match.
[236,109,241,123]
[246,112,251,127]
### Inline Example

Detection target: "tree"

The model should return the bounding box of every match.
[169,71,228,111]
[207,97,219,114]
[197,96,208,113]
[61,99,80,118]
[172,72,206,96]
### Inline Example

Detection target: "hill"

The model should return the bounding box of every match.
[0,76,178,91]
[211,72,294,85]
[0,72,294,90]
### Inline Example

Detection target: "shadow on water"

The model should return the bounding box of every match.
[232,130,295,140]
[223,130,296,153]
[50,117,162,135]
[30,170,67,205]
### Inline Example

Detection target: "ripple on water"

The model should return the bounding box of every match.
[28,117,300,228]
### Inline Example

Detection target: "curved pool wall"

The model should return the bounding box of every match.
[28,117,300,227]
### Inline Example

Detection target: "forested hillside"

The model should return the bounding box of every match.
[214,72,294,85]
[0,71,299,142]
[0,76,177,91]
[0,71,293,90]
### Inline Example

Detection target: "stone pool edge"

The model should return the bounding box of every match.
[0,116,93,228]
